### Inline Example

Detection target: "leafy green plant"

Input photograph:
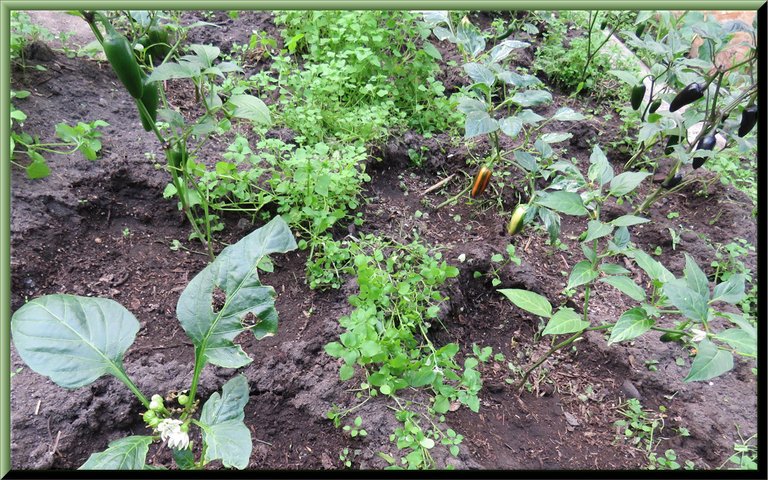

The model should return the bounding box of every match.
[10,89,108,179]
[10,216,297,469]
[534,11,636,94]
[500,144,755,387]
[10,11,54,69]
[81,11,271,257]
[719,426,757,470]
[609,12,757,212]
[343,416,368,438]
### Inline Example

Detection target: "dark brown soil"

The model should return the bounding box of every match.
[9,10,759,473]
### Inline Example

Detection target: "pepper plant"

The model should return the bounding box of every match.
[499,145,755,387]
[11,216,297,469]
[609,12,757,212]
[80,11,271,257]
[423,11,588,236]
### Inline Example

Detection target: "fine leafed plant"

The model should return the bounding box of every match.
[11,216,297,470]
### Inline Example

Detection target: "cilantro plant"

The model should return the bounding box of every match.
[11,216,297,470]
[321,234,486,468]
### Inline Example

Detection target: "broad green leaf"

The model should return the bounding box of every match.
[499,117,522,138]
[422,42,442,60]
[684,339,733,382]
[583,220,614,243]
[588,145,613,187]
[228,94,271,125]
[542,308,589,335]
[631,250,674,283]
[11,295,139,388]
[498,289,552,318]
[663,279,709,323]
[600,276,646,302]
[177,216,297,368]
[683,253,710,301]
[324,342,345,358]
[26,156,51,179]
[536,191,588,216]
[610,215,649,227]
[609,172,651,197]
[538,207,560,243]
[463,62,495,87]
[608,69,640,86]
[599,263,630,275]
[172,448,196,470]
[550,107,586,122]
[464,110,498,139]
[188,44,220,66]
[608,307,653,344]
[456,19,485,58]
[517,109,545,124]
[611,226,630,251]
[147,62,197,82]
[539,132,572,143]
[721,312,756,338]
[79,436,153,470]
[457,97,487,114]
[510,89,552,107]
[486,39,529,63]
[514,150,538,172]
[581,244,597,264]
[715,329,756,357]
[711,274,746,304]
[567,261,598,290]
[199,375,252,469]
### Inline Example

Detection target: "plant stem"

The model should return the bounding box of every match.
[111,363,150,408]
[517,324,612,390]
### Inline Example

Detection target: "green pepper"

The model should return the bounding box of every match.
[146,25,171,63]
[635,23,645,37]
[660,332,684,343]
[138,74,159,132]
[630,84,646,110]
[167,143,187,170]
[669,82,704,112]
[649,99,662,114]
[98,15,144,99]
[738,105,757,137]
[507,204,528,235]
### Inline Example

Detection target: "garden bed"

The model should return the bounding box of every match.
[9,10,758,472]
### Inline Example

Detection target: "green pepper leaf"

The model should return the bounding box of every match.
[684,339,733,382]
[498,289,552,318]
[583,220,614,243]
[683,253,710,301]
[567,261,598,290]
[600,275,646,302]
[715,329,756,357]
[711,274,746,304]
[79,436,153,470]
[663,279,710,323]
[536,191,588,216]
[608,172,651,197]
[608,307,653,344]
[542,308,589,335]
[199,375,252,469]
[11,295,139,388]
[177,216,297,368]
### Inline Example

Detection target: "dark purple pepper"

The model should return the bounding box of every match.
[738,106,757,137]
[662,174,683,189]
[631,84,646,110]
[697,134,716,151]
[649,99,662,113]
[664,135,680,155]
[692,157,706,169]
[669,83,704,112]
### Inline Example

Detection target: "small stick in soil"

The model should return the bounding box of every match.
[421,173,456,196]
[254,438,273,446]
[34,399,41,415]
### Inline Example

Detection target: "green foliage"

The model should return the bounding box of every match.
[533,12,638,95]
[12,217,297,470]
[250,10,459,143]
[10,89,108,179]
[10,11,54,67]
